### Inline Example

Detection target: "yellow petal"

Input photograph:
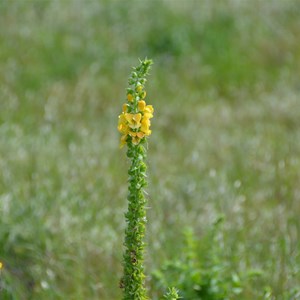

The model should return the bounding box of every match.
[138,100,146,112]
[137,131,145,138]
[145,105,154,113]
[124,113,136,123]
[125,113,142,129]
[118,123,129,134]
[141,127,151,136]
[141,118,150,126]
[120,135,128,148]
[141,122,150,133]
[122,104,128,113]
[118,113,127,124]
[143,112,153,119]
[133,113,142,123]
[129,131,137,137]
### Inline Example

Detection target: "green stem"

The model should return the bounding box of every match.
[122,143,148,300]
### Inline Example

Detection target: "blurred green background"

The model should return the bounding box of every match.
[0,0,300,299]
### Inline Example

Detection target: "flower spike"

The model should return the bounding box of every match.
[118,59,153,300]
[118,59,154,148]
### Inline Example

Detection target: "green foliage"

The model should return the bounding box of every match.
[0,270,19,300]
[0,1,300,299]
[152,218,264,300]
[263,286,300,300]
[163,287,181,300]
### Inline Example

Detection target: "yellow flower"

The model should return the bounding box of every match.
[138,100,146,112]
[118,78,154,148]
[144,111,153,119]
[118,113,129,134]
[138,100,154,118]
[129,131,145,145]
[127,93,134,102]
[122,103,128,113]
[140,118,151,136]
[144,105,154,119]
[129,131,145,139]
[118,123,129,135]
[118,112,126,124]
[125,113,142,129]
[0,261,3,269]
[120,135,128,148]
[145,105,154,114]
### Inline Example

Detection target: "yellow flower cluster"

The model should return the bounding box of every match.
[118,98,154,148]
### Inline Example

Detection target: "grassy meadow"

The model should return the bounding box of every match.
[0,0,300,299]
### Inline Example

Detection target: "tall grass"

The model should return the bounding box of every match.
[0,0,300,299]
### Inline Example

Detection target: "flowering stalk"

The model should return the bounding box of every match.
[118,59,154,300]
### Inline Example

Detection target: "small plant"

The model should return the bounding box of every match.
[117,58,154,300]
[164,287,181,300]
[118,59,180,300]
[152,217,263,300]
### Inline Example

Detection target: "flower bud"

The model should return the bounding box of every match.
[127,93,134,102]
[136,85,143,93]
